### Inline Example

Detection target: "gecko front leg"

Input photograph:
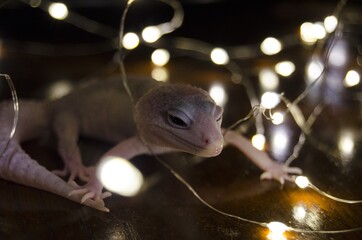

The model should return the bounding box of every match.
[223,129,302,184]
[52,113,93,182]
[68,136,154,203]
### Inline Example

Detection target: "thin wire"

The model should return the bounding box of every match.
[0,74,19,159]
[118,0,135,105]
[152,153,268,228]
[308,183,362,204]
[224,105,260,134]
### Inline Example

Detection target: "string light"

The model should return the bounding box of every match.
[97,156,144,197]
[275,61,295,77]
[324,15,338,33]
[271,112,284,125]
[267,222,289,240]
[209,83,227,107]
[122,32,140,50]
[151,67,169,82]
[260,37,282,55]
[338,130,355,159]
[300,22,318,44]
[210,47,229,65]
[328,40,348,67]
[343,70,360,87]
[295,176,310,189]
[151,49,170,66]
[47,80,73,100]
[259,68,279,91]
[251,134,266,150]
[142,26,162,43]
[261,92,281,109]
[48,2,68,20]
[306,59,324,83]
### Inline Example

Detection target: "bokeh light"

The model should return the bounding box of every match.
[48,2,69,20]
[210,48,229,65]
[260,37,282,55]
[122,32,140,50]
[151,49,170,66]
[259,68,279,91]
[209,83,227,107]
[97,156,144,197]
[251,134,266,150]
[343,70,360,87]
[142,26,162,43]
[275,61,295,77]
[261,92,281,109]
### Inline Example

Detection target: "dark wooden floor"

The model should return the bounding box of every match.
[1,0,362,239]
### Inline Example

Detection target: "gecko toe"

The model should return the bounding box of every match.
[260,171,272,180]
[81,192,95,203]
[101,191,112,199]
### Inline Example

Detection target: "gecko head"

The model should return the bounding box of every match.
[134,83,224,157]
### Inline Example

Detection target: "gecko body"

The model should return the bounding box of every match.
[0,76,301,212]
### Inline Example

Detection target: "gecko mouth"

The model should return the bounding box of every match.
[148,125,210,155]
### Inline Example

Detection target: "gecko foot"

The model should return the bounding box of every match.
[68,179,112,204]
[260,163,302,185]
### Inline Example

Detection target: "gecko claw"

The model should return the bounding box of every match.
[81,192,95,203]
[102,191,112,199]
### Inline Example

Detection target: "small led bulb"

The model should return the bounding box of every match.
[97,156,144,196]
[267,221,288,236]
[295,176,310,189]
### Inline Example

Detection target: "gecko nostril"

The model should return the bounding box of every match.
[204,138,210,145]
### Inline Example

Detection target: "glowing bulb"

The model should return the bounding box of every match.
[260,37,282,55]
[151,67,169,82]
[313,22,327,40]
[324,15,338,33]
[251,134,266,150]
[259,68,279,91]
[271,112,284,125]
[300,22,317,44]
[329,41,347,67]
[48,2,69,20]
[267,222,288,239]
[210,48,229,65]
[275,61,295,77]
[295,176,310,189]
[300,22,327,44]
[293,205,307,221]
[344,70,360,87]
[209,83,227,107]
[338,131,354,158]
[151,49,170,66]
[261,92,280,109]
[122,32,139,50]
[306,59,324,83]
[47,80,73,100]
[142,26,162,43]
[271,128,289,155]
[97,156,144,197]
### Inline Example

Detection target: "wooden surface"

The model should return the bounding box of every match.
[1,0,362,239]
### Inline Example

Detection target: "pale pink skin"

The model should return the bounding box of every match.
[0,77,301,212]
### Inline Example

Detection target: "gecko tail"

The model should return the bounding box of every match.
[0,101,108,211]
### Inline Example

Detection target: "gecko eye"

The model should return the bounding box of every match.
[167,110,191,129]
